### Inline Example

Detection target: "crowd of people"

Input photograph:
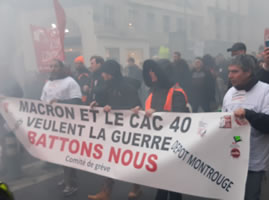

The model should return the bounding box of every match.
[1,41,269,200]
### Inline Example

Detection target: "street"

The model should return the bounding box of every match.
[5,158,213,200]
[2,155,269,200]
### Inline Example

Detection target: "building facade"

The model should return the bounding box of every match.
[203,0,249,55]
[0,0,254,95]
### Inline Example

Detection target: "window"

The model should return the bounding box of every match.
[163,15,170,32]
[105,48,120,62]
[147,12,155,31]
[215,15,221,40]
[176,18,184,32]
[104,5,114,26]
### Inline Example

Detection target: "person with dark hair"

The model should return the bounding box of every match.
[256,47,269,84]
[203,54,219,109]
[88,60,141,200]
[203,54,216,73]
[124,57,147,106]
[173,51,181,62]
[125,57,143,84]
[190,57,215,112]
[41,59,82,105]
[222,54,269,200]
[74,56,91,104]
[89,56,105,104]
[90,56,105,73]
[171,51,192,97]
[226,43,260,90]
[41,59,82,196]
[124,57,143,89]
[134,59,189,200]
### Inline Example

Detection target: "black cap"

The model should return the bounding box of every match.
[227,42,247,52]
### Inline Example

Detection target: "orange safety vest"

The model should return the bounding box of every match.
[145,87,188,111]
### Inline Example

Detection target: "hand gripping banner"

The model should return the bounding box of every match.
[0,97,250,200]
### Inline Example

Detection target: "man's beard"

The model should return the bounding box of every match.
[49,70,66,81]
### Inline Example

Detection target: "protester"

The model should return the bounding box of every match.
[135,59,189,200]
[88,56,105,104]
[203,54,218,109]
[40,59,82,196]
[256,47,269,84]
[222,54,269,200]
[124,57,149,108]
[74,56,91,104]
[215,53,229,85]
[190,57,215,112]
[171,51,192,96]
[87,59,141,200]
[125,57,143,84]
[227,42,261,89]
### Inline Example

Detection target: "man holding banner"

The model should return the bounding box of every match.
[141,59,189,200]
[40,59,82,196]
[88,59,141,200]
[222,54,269,200]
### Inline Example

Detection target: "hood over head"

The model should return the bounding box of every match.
[102,59,123,79]
[143,59,174,89]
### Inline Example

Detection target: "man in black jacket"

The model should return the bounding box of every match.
[89,56,105,104]
[125,57,143,84]
[141,59,189,200]
[172,52,192,97]
[88,60,141,200]
[98,60,141,109]
[190,57,215,112]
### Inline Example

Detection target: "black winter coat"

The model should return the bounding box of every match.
[97,77,141,109]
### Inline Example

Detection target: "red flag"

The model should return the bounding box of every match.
[53,0,66,60]
[30,25,65,72]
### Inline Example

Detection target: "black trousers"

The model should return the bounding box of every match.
[245,170,265,200]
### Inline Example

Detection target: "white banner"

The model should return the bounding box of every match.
[0,97,250,200]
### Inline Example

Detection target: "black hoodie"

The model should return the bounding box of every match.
[96,60,141,109]
[143,59,188,112]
